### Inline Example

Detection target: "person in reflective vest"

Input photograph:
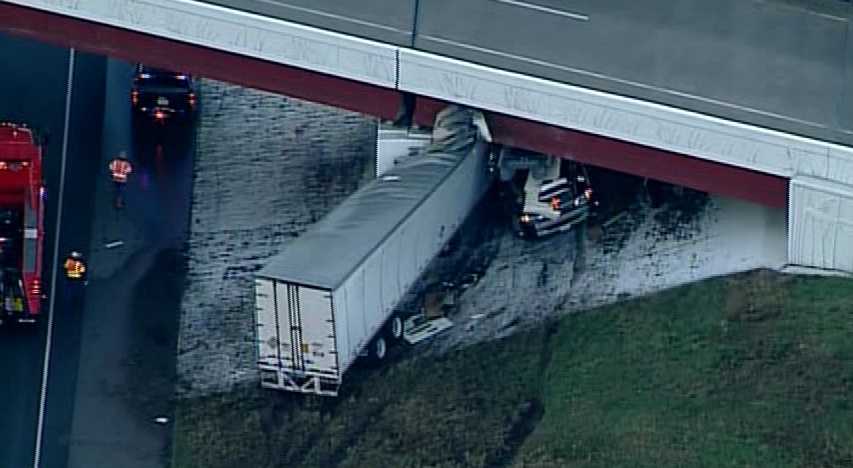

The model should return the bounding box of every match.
[64,251,87,309]
[109,152,133,183]
[64,251,87,281]
[109,152,133,208]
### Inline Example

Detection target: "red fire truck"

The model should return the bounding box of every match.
[0,122,44,325]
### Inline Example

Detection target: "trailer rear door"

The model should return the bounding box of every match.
[257,279,338,376]
[292,285,338,376]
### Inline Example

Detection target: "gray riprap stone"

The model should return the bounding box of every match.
[176,79,375,397]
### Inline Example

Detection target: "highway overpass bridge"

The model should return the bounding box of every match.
[1,0,852,272]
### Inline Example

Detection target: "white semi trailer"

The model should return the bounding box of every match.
[254,106,491,396]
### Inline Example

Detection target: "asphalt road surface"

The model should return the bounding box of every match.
[0,33,103,468]
[59,59,192,468]
[0,34,191,468]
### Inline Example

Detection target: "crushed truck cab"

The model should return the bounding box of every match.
[0,122,44,325]
[495,148,594,239]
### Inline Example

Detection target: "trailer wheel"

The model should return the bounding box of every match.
[369,335,388,362]
[387,315,404,341]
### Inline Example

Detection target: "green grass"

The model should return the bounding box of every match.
[173,270,853,468]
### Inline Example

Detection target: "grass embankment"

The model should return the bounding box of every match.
[173,270,853,468]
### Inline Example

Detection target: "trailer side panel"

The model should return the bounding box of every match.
[333,140,489,373]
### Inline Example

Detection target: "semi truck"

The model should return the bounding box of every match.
[0,122,44,326]
[254,106,491,396]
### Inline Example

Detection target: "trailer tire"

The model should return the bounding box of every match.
[386,315,404,341]
[369,335,388,362]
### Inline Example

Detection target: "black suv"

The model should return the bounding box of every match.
[131,65,197,124]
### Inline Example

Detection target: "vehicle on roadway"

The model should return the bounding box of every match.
[0,122,44,326]
[131,64,197,124]
[254,106,492,396]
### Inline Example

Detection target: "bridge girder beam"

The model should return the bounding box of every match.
[0,2,401,120]
[413,96,788,209]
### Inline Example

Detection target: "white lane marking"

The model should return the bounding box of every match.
[416,34,822,128]
[493,0,589,21]
[253,0,411,34]
[754,0,847,22]
[33,47,75,468]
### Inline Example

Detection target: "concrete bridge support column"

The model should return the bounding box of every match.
[788,176,853,273]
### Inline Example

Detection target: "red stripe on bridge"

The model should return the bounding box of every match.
[415,96,788,209]
[0,3,401,120]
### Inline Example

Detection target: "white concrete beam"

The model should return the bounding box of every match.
[789,176,853,272]
[398,49,853,189]
[4,0,398,88]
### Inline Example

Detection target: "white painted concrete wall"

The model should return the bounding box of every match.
[789,177,853,273]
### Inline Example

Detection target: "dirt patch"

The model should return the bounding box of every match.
[484,399,545,468]
[538,319,559,373]
[724,269,789,323]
